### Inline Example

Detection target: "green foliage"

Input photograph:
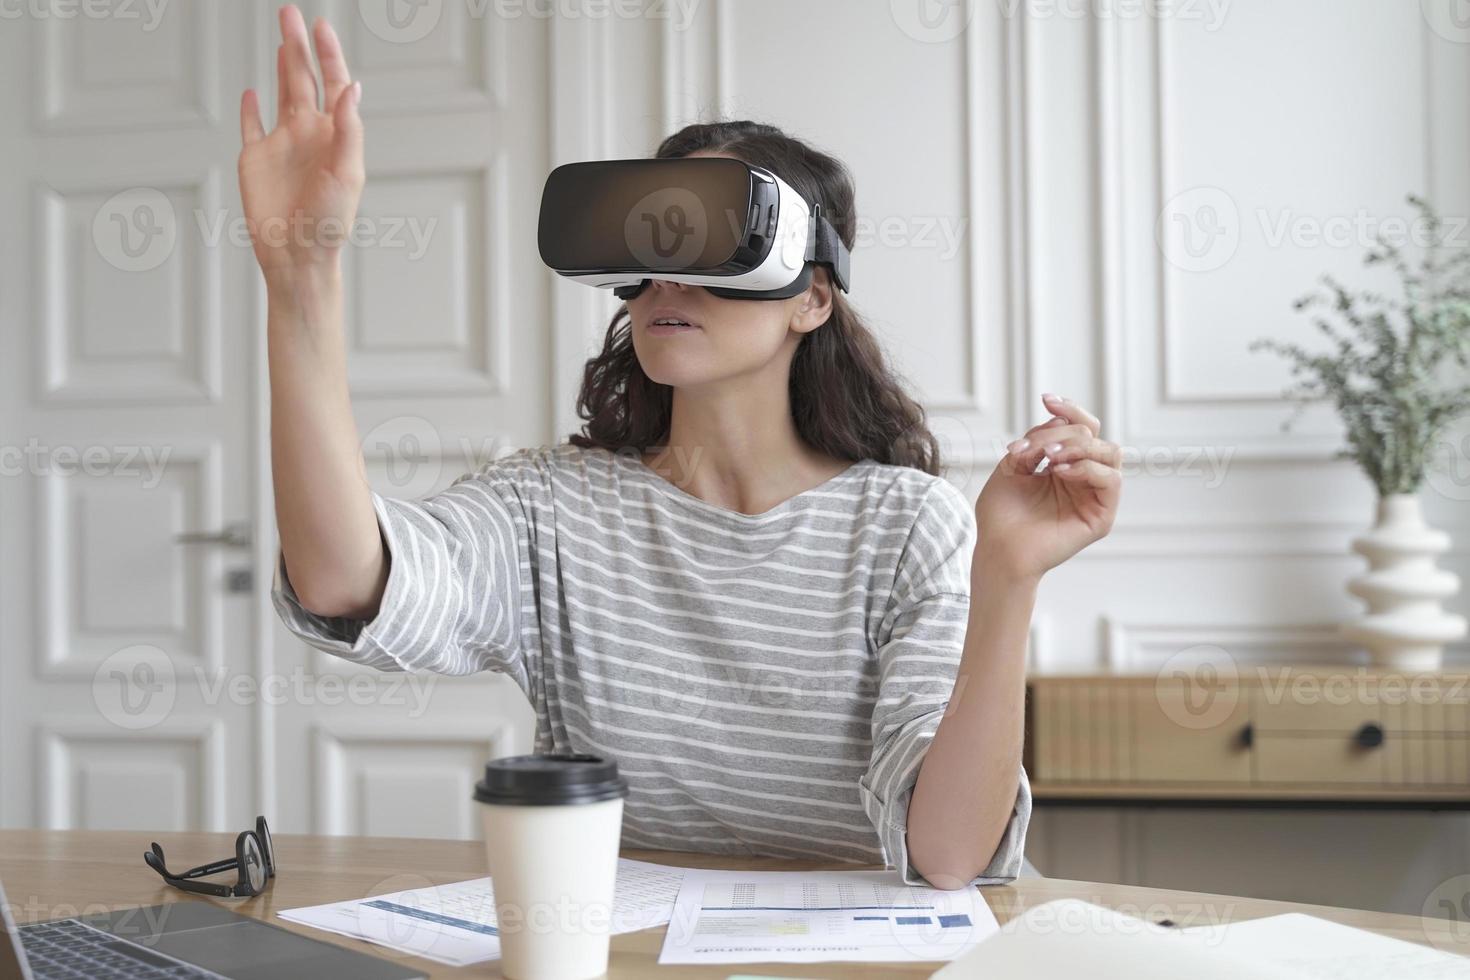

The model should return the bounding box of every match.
[1251,195,1470,495]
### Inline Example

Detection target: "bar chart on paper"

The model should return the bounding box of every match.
[658,868,999,965]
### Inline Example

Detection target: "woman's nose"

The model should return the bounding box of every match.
[648,278,688,293]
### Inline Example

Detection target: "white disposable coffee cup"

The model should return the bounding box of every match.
[474,753,629,980]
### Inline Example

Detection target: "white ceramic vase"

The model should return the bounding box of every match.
[1340,494,1467,670]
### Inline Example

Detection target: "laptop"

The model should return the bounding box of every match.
[0,876,424,980]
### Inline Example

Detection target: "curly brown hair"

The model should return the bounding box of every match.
[569,120,941,476]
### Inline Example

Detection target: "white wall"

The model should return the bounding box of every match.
[2,0,1467,918]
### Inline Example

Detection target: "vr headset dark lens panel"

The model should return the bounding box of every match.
[538,157,851,300]
[538,158,770,273]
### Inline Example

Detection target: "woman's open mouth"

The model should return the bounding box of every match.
[646,309,703,336]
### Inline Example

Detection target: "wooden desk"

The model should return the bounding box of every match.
[1,830,1464,978]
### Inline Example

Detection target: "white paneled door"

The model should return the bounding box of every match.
[2,1,258,833]
[1,0,548,837]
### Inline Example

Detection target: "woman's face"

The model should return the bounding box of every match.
[625,151,832,390]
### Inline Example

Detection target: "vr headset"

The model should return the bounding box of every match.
[537,157,851,300]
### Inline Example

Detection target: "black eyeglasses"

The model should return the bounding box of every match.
[144,816,276,899]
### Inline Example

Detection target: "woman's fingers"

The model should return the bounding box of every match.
[1048,439,1123,469]
[1040,392,1101,437]
[1004,427,1122,478]
[313,16,352,110]
[1005,422,1090,470]
[275,44,289,124]
[1049,457,1122,495]
[240,89,266,145]
[330,81,365,187]
[279,5,319,115]
[1001,395,1112,475]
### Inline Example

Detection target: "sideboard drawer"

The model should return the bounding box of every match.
[1132,684,1252,783]
[1251,677,1470,734]
[1025,671,1470,801]
[1251,693,1387,735]
[1253,735,1388,784]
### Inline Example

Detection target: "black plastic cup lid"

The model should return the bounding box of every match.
[473,753,629,806]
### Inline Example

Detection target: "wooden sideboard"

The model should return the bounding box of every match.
[1024,670,1470,806]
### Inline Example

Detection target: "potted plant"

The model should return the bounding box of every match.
[1252,195,1470,669]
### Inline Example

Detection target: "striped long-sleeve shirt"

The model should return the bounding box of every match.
[271,443,1031,885]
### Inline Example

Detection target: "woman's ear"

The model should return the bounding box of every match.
[789,267,835,335]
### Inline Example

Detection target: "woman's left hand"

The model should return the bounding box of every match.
[974,392,1122,582]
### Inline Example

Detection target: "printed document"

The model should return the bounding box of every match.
[277,857,685,967]
[657,867,999,965]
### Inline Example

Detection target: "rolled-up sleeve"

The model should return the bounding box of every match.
[271,453,542,689]
[858,481,1032,887]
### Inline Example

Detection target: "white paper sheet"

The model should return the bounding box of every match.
[932,899,1470,980]
[276,857,685,967]
[656,868,999,965]
[931,899,1298,980]
[1179,912,1470,979]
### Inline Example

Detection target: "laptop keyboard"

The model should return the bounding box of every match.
[19,918,220,979]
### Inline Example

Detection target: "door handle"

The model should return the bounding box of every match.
[175,520,252,549]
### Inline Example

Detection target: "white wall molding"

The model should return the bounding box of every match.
[35,167,224,406]
[33,1,221,134]
[37,717,226,831]
[312,720,513,837]
[340,156,511,397]
[36,439,225,680]
[549,11,619,444]
[1096,7,1441,457]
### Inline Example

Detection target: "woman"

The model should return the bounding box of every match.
[244,7,1122,890]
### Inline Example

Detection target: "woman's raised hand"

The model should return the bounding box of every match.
[975,392,1123,582]
[238,6,363,275]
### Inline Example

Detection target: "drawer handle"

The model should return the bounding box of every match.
[1354,722,1385,750]
[1237,723,1253,749]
